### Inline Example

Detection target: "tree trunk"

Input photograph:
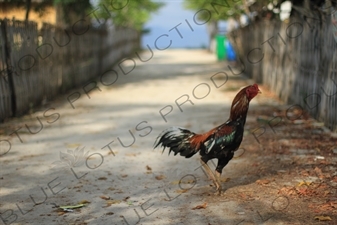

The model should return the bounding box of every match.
[25,0,31,21]
[207,20,218,53]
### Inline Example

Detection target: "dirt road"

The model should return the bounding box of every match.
[0,49,336,225]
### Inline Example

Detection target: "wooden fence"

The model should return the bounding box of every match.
[0,19,139,121]
[229,10,337,132]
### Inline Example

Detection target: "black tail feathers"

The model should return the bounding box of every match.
[154,127,199,158]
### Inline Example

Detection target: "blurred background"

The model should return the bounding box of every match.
[141,1,209,49]
[0,0,336,132]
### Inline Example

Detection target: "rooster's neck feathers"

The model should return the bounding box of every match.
[229,91,249,122]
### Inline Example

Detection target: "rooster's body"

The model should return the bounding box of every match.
[154,84,261,194]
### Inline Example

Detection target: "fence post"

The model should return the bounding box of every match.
[0,19,16,116]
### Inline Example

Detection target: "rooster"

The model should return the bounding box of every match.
[154,84,261,195]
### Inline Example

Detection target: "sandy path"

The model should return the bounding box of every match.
[1,49,336,225]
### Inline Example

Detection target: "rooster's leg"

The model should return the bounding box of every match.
[199,158,221,191]
[214,170,222,195]
[214,154,234,195]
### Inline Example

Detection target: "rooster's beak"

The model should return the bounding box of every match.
[258,89,262,94]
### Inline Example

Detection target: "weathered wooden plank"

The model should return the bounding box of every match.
[229,12,337,132]
[0,19,139,121]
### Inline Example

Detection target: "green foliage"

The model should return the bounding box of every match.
[4,0,163,29]
[3,0,24,5]
[96,0,164,30]
[184,0,244,21]
[2,0,47,20]
[53,0,78,4]
[53,0,92,15]
[52,0,92,25]
[2,0,91,21]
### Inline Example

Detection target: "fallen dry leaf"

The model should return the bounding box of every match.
[107,151,116,155]
[256,179,270,185]
[314,167,323,178]
[104,199,121,207]
[121,174,128,178]
[65,143,81,148]
[78,200,91,204]
[297,181,312,187]
[98,177,107,180]
[155,175,165,180]
[100,195,110,200]
[171,179,195,185]
[171,180,180,185]
[175,189,188,194]
[297,187,317,197]
[146,165,152,171]
[314,215,332,221]
[192,202,208,210]
[57,211,66,216]
[318,201,337,212]
[146,165,152,174]
[239,193,247,199]
[238,192,254,200]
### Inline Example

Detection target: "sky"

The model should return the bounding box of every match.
[141,1,209,49]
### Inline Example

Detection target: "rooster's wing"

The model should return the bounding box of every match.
[202,121,241,155]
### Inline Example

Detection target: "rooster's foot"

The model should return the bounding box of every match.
[220,177,230,182]
[214,188,223,196]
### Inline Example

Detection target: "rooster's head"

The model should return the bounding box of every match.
[245,83,261,101]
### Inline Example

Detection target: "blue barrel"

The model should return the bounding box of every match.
[226,41,236,61]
